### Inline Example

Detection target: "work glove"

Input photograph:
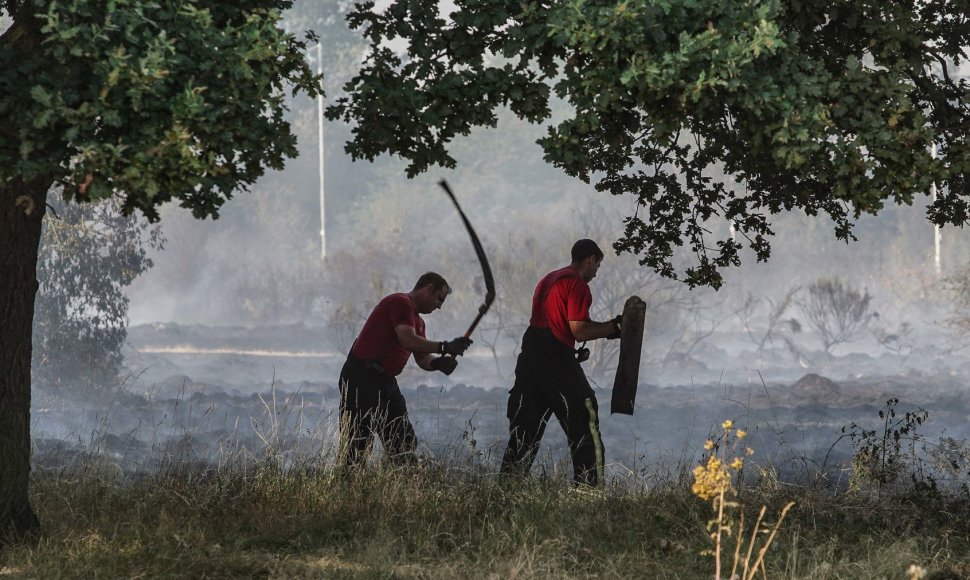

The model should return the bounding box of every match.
[441,336,473,356]
[606,314,623,340]
[431,356,459,376]
[575,342,590,363]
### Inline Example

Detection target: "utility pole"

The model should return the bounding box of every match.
[932,141,941,278]
[317,41,327,261]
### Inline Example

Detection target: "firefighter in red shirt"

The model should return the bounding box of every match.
[339,272,472,466]
[500,240,621,486]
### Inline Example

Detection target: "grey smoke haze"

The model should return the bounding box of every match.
[123,1,970,352]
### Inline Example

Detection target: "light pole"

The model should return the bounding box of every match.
[931,141,941,278]
[317,41,326,261]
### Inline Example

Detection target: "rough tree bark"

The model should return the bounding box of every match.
[0,176,49,543]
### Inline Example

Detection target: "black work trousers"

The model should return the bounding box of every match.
[338,354,417,467]
[500,326,605,486]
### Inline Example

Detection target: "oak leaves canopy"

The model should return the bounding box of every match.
[328,0,970,287]
[0,0,319,539]
[0,0,320,219]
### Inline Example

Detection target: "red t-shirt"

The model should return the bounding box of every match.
[529,266,592,349]
[351,293,425,376]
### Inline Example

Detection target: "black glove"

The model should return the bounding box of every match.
[575,345,590,363]
[441,336,473,356]
[431,356,458,375]
[606,314,622,340]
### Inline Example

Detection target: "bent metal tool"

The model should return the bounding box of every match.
[439,179,496,339]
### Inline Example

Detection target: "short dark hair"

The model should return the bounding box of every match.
[413,272,450,293]
[571,239,604,262]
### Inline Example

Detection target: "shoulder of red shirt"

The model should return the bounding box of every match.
[381,292,424,330]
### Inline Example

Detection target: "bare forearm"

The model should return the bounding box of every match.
[400,334,441,353]
[395,325,442,354]
[415,353,435,370]
[570,319,617,342]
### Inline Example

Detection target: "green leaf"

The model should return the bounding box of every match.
[30,86,53,107]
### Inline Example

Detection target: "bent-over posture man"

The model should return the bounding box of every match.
[339,272,472,466]
[500,240,621,486]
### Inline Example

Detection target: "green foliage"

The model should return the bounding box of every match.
[0,0,320,219]
[851,401,970,496]
[328,0,970,287]
[32,196,162,395]
[843,398,932,492]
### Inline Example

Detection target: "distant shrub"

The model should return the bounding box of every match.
[33,196,162,396]
[799,277,875,355]
[943,263,970,335]
[840,398,970,495]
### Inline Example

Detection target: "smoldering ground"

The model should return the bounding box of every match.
[29,320,970,491]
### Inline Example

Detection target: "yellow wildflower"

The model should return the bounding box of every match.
[730,457,744,470]
[907,565,927,580]
[692,455,732,500]
[722,420,733,430]
[736,429,746,439]
[704,439,715,450]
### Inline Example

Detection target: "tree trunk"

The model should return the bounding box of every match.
[0,177,49,543]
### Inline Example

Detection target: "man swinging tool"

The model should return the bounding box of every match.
[337,180,494,468]
[338,272,472,467]
[500,239,622,487]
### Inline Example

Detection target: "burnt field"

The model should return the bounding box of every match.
[29,323,970,490]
